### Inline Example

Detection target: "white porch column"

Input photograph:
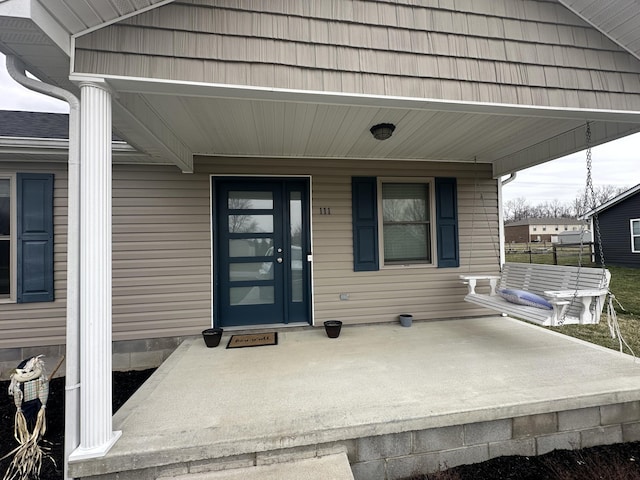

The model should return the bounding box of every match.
[70,80,121,460]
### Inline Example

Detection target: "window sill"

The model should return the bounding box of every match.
[381,262,435,270]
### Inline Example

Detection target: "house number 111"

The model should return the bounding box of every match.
[319,207,331,215]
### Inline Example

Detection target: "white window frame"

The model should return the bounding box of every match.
[631,219,640,254]
[377,177,436,268]
[0,173,16,303]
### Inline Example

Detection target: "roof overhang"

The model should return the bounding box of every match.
[2,0,640,177]
[96,73,640,178]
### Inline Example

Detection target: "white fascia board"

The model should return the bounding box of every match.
[582,184,640,218]
[0,136,141,154]
[88,73,640,124]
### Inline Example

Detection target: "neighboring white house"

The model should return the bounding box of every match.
[1,0,640,472]
[504,218,587,243]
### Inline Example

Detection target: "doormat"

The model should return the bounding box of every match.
[226,332,278,349]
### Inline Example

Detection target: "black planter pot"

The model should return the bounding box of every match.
[202,328,224,348]
[324,320,342,338]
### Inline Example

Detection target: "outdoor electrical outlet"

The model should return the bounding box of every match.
[340,293,350,300]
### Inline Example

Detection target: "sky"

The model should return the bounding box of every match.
[1,52,638,205]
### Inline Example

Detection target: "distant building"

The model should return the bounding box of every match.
[504,218,587,243]
[582,184,640,268]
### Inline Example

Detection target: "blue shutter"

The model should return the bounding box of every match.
[435,177,459,268]
[352,177,379,271]
[17,173,54,303]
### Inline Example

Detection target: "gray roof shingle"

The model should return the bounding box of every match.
[0,110,121,141]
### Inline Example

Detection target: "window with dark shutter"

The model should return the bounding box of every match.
[435,177,459,268]
[352,177,379,271]
[17,173,54,303]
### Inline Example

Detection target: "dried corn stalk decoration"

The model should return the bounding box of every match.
[1,356,51,480]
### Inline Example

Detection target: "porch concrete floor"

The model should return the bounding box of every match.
[69,316,640,477]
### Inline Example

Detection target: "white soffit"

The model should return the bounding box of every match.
[102,75,640,174]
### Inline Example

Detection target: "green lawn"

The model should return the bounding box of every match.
[504,252,640,355]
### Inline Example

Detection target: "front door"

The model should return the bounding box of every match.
[214,178,311,327]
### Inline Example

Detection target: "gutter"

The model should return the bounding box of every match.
[6,55,80,480]
[501,172,517,186]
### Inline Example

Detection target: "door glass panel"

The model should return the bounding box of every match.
[229,262,273,281]
[290,192,303,303]
[228,214,273,233]
[230,286,274,305]
[228,191,273,209]
[229,238,273,257]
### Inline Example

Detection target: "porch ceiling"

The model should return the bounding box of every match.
[107,76,640,177]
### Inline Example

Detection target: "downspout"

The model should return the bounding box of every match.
[6,56,80,480]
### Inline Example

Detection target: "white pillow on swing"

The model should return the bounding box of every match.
[498,288,553,310]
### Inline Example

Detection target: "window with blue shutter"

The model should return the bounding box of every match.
[435,177,459,268]
[352,176,459,270]
[17,173,54,303]
[352,177,379,271]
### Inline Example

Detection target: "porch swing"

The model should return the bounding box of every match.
[460,123,616,329]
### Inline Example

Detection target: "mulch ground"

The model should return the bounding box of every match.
[2,369,640,479]
[1,369,155,480]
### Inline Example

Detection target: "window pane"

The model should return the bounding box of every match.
[0,240,9,296]
[633,220,640,235]
[228,214,273,233]
[383,184,428,222]
[290,192,303,303]
[230,286,274,305]
[384,224,430,262]
[229,238,273,257]
[229,262,273,281]
[0,179,9,236]
[228,191,273,209]
[634,237,640,252]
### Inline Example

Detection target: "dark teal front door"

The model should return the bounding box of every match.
[214,178,311,327]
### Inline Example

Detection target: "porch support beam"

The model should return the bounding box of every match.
[492,121,640,178]
[69,80,121,461]
[112,94,194,173]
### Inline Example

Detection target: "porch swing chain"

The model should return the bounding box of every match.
[572,124,634,357]
[468,157,501,274]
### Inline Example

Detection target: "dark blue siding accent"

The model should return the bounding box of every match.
[435,177,459,268]
[17,173,54,303]
[352,177,379,271]
[595,191,640,268]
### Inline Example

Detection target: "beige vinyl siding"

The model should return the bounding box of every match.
[198,157,498,325]
[0,163,213,350]
[111,165,211,339]
[0,163,68,349]
[1,157,496,350]
[74,0,640,111]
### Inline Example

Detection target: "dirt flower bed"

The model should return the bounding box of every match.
[1,369,155,480]
[2,369,640,479]
[405,442,640,479]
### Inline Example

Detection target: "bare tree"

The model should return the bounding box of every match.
[503,184,629,221]
[504,197,530,223]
